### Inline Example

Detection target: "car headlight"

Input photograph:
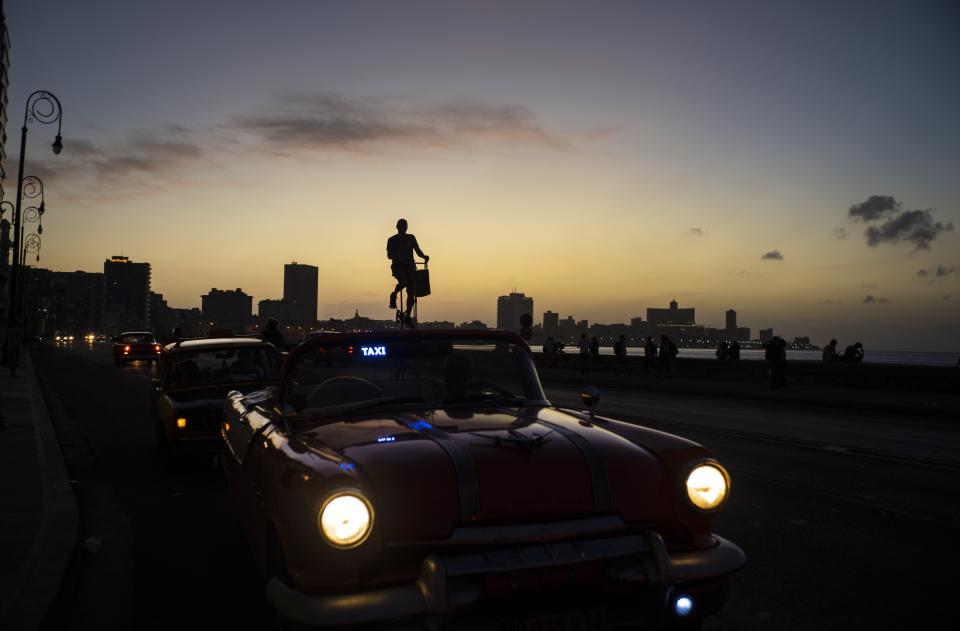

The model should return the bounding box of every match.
[318,491,373,548]
[685,462,730,511]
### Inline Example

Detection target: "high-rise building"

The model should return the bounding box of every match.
[496,292,533,333]
[647,299,695,326]
[559,316,578,341]
[22,268,104,337]
[1,8,11,320]
[258,298,287,320]
[0,1,9,205]
[149,292,202,339]
[201,288,252,332]
[725,309,737,331]
[543,311,559,336]
[759,328,774,344]
[283,262,318,325]
[104,255,151,331]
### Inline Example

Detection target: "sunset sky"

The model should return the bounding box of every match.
[5,1,959,350]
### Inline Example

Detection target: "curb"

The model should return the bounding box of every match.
[0,352,79,630]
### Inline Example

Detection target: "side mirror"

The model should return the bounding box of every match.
[580,386,600,418]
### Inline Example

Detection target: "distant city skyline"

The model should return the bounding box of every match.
[24,256,814,347]
[4,1,958,351]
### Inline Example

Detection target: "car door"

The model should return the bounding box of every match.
[150,355,167,419]
[222,390,274,466]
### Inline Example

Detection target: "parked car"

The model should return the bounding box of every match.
[221,330,745,629]
[113,331,161,365]
[152,336,282,460]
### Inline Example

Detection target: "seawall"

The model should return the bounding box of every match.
[533,353,960,394]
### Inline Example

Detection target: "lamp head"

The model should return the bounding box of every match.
[52,134,63,155]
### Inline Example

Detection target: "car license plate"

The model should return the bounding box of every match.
[512,608,605,631]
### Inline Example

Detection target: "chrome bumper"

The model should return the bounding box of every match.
[265,532,745,628]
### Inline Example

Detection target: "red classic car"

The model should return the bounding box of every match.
[113,331,162,365]
[221,330,744,630]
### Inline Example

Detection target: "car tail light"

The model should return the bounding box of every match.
[123,345,131,353]
[154,344,161,352]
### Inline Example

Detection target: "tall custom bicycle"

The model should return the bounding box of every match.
[394,260,430,330]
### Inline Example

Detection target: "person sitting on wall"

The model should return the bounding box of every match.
[729,340,741,360]
[843,342,864,363]
[823,339,839,362]
[716,340,730,360]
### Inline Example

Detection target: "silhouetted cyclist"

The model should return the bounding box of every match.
[387,218,428,325]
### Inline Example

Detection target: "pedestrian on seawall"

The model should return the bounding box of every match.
[260,317,288,351]
[765,336,788,389]
[578,333,590,376]
[643,336,657,375]
[658,334,678,377]
[614,334,630,378]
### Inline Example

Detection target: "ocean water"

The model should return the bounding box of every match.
[534,346,960,367]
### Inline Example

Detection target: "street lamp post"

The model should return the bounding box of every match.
[8,90,62,325]
[15,176,45,321]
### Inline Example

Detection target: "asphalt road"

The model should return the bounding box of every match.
[32,343,958,630]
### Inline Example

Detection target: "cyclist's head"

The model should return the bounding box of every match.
[396,218,408,233]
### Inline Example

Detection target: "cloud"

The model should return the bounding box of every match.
[944,295,952,301]
[234,93,572,152]
[22,132,203,184]
[728,269,746,276]
[915,266,957,282]
[833,227,848,239]
[683,227,707,237]
[864,209,954,250]
[862,294,889,304]
[818,299,842,305]
[848,195,899,222]
[761,250,784,260]
[861,282,878,289]
[845,194,954,251]
[6,130,208,207]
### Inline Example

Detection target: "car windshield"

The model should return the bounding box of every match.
[289,337,547,416]
[121,333,155,344]
[168,346,280,388]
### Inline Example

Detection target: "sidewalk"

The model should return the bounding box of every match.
[0,352,78,630]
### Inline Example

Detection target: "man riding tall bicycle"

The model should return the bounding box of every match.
[387,218,429,327]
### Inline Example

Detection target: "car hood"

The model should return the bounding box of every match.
[297,406,675,541]
[166,383,278,405]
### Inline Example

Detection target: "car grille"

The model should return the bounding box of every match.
[183,408,222,432]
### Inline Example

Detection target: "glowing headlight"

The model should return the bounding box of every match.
[685,463,729,511]
[318,492,373,548]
